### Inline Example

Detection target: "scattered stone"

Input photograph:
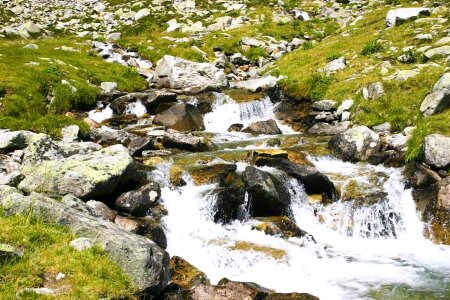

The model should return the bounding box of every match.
[424,134,450,168]
[0,243,23,261]
[307,121,351,135]
[242,119,282,135]
[420,73,450,116]
[424,46,450,60]
[114,182,161,217]
[100,82,118,94]
[363,82,385,100]
[311,100,337,111]
[24,44,38,50]
[230,76,278,92]
[320,57,346,75]
[386,8,430,27]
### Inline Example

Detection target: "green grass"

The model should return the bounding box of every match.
[275,7,450,162]
[0,214,134,299]
[0,36,147,138]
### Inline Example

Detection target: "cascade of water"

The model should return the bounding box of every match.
[156,157,450,300]
[124,100,147,117]
[203,93,292,134]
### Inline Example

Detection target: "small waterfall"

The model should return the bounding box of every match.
[203,93,292,134]
[155,157,450,300]
[124,100,147,117]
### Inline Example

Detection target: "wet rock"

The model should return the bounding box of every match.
[111,91,177,115]
[341,179,388,205]
[188,163,237,185]
[214,171,247,223]
[251,216,314,240]
[373,122,391,135]
[102,114,140,127]
[329,126,381,162]
[250,150,289,164]
[114,182,161,217]
[187,279,319,300]
[307,121,351,135]
[155,55,228,93]
[127,136,152,157]
[1,191,170,293]
[0,243,23,261]
[404,163,441,189]
[145,224,168,250]
[255,158,337,201]
[243,166,291,217]
[153,103,205,132]
[170,256,210,290]
[413,177,450,244]
[424,134,450,168]
[19,144,135,199]
[242,119,282,135]
[228,123,244,132]
[386,8,430,27]
[161,130,208,152]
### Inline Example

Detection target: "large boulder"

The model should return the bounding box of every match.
[328,126,381,162]
[424,134,450,168]
[114,182,161,217]
[242,119,282,135]
[242,166,291,217]
[18,144,135,199]
[423,46,450,60]
[155,55,228,93]
[0,187,169,294]
[386,8,430,27]
[420,73,450,116]
[255,158,337,201]
[153,103,205,132]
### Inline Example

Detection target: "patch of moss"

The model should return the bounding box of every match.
[229,241,287,260]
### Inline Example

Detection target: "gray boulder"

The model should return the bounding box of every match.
[362,82,385,100]
[424,134,450,168]
[311,100,337,111]
[229,76,278,92]
[242,119,282,135]
[386,8,430,27]
[420,73,450,116]
[320,57,346,75]
[0,189,169,294]
[69,238,94,251]
[424,46,450,60]
[155,55,228,93]
[160,130,208,152]
[153,103,205,132]
[114,182,161,217]
[86,200,118,222]
[307,121,350,135]
[0,130,31,153]
[329,126,381,161]
[19,144,135,199]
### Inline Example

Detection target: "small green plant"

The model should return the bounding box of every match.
[361,40,383,56]
[384,0,400,5]
[302,41,314,50]
[308,73,334,101]
[244,47,268,63]
[327,52,342,62]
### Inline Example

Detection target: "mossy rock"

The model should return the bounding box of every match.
[169,165,186,187]
[186,163,237,185]
[169,256,210,290]
[341,179,388,206]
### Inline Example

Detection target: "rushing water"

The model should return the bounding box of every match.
[148,93,450,299]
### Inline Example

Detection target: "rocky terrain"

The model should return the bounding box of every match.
[0,0,449,299]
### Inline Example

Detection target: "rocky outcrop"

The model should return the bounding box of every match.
[242,119,282,135]
[153,103,205,132]
[328,126,381,162]
[424,134,450,168]
[386,8,430,27]
[154,55,228,93]
[0,187,169,294]
[242,166,291,217]
[18,143,135,199]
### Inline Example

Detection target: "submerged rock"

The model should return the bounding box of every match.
[328,126,381,162]
[153,103,205,132]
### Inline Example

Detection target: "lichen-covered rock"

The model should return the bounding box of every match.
[19,144,135,199]
[155,55,228,93]
[329,126,381,162]
[153,103,205,132]
[420,73,450,116]
[0,190,170,294]
[424,134,450,168]
[0,130,34,153]
[170,256,210,290]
